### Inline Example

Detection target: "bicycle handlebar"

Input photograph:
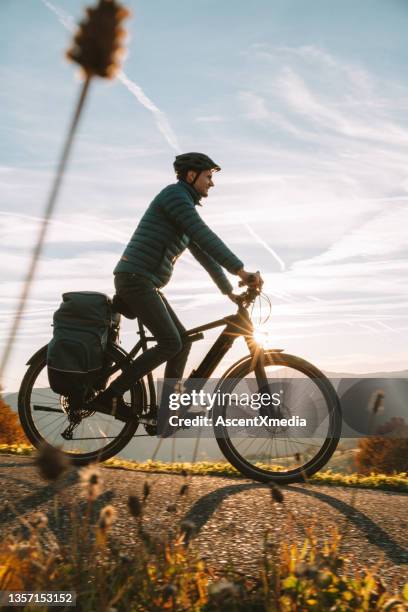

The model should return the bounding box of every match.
[236,272,262,308]
[236,286,261,308]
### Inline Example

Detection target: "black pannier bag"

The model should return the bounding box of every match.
[47,292,113,397]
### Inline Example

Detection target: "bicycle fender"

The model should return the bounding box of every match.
[26,344,48,365]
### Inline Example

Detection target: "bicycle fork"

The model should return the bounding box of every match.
[242,315,284,420]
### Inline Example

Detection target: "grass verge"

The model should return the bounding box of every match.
[1,444,407,492]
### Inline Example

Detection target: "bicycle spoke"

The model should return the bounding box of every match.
[20,345,140,462]
[214,352,340,481]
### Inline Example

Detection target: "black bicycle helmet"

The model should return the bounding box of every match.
[173,152,221,176]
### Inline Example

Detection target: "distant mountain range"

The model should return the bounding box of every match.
[5,369,408,410]
[3,368,407,463]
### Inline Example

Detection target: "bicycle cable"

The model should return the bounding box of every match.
[250,291,272,326]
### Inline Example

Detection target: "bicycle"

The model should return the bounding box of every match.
[18,287,342,484]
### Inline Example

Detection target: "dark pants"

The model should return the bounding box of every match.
[110,274,191,409]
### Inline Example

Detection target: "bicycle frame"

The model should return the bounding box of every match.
[110,303,270,410]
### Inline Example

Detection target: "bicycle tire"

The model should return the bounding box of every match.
[213,351,342,484]
[18,344,142,466]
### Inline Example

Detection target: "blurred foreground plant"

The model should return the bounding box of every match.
[0,394,26,444]
[1,465,407,611]
[356,418,408,475]
[67,0,130,79]
[0,0,130,383]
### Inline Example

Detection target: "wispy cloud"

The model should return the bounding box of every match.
[0,211,129,246]
[195,115,224,123]
[239,90,308,138]
[277,66,408,146]
[245,43,408,148]
[294,204,408,267]
[239,91,269,120]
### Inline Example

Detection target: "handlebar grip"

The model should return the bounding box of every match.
[238,272,258,287]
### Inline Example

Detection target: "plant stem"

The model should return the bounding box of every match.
[0,75,92,382]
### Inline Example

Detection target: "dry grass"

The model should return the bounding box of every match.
[0,446,407,611]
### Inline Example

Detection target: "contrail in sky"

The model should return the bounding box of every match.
[117,72,181,152]
[41,0,181,152]
[242,221,286,271]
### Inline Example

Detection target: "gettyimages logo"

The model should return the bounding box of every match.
[157,379,311,438]
[167,388,307,429]
[156,377,408,439]
[167,388,283,410]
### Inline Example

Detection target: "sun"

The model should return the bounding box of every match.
[252,325,271,347]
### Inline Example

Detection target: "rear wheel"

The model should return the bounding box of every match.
[18,344,142,466]
[214,351,341,484]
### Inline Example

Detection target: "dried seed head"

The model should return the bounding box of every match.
[370,390,385,414]
[162,584,177,600]
[208,579,238,597]
[99,516,108,532]
[128,495,142,517]
[295,563,318,579]
[166,503,177,513]
[79,465,103,500]
[99,504,117,528]
[269,483,284,504]
[142,481,151,500]
[30,512,48,530]
[316,571,332,588]
[35,444,70,481]
[119,552,132,564]
[66,0,131,79]
[179,484,189,497]
[14,542,37,560]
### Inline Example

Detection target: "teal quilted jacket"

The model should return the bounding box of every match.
[114,180,243,294]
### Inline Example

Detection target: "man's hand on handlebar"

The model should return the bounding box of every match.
[237,269,264,289]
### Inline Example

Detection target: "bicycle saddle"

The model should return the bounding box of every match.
[112,294,137,320]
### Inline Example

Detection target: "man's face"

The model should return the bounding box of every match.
[187,169,215,198]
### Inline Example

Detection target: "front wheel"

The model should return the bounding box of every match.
[213,351,342,484]
[18,344,143,466]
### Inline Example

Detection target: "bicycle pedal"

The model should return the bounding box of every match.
[140,416,157,426]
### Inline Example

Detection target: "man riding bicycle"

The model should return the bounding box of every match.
[89,152,263,420]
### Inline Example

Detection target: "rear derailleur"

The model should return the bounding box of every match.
[60,395,95,440]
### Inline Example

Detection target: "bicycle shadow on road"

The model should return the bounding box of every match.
[0,466,115,538]
[181,481,408,564]
[286,485,408,565]
[181,481,263,530]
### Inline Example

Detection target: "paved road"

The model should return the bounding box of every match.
[0,455,407,588]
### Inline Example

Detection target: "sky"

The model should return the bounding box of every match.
[1,0,408,392]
